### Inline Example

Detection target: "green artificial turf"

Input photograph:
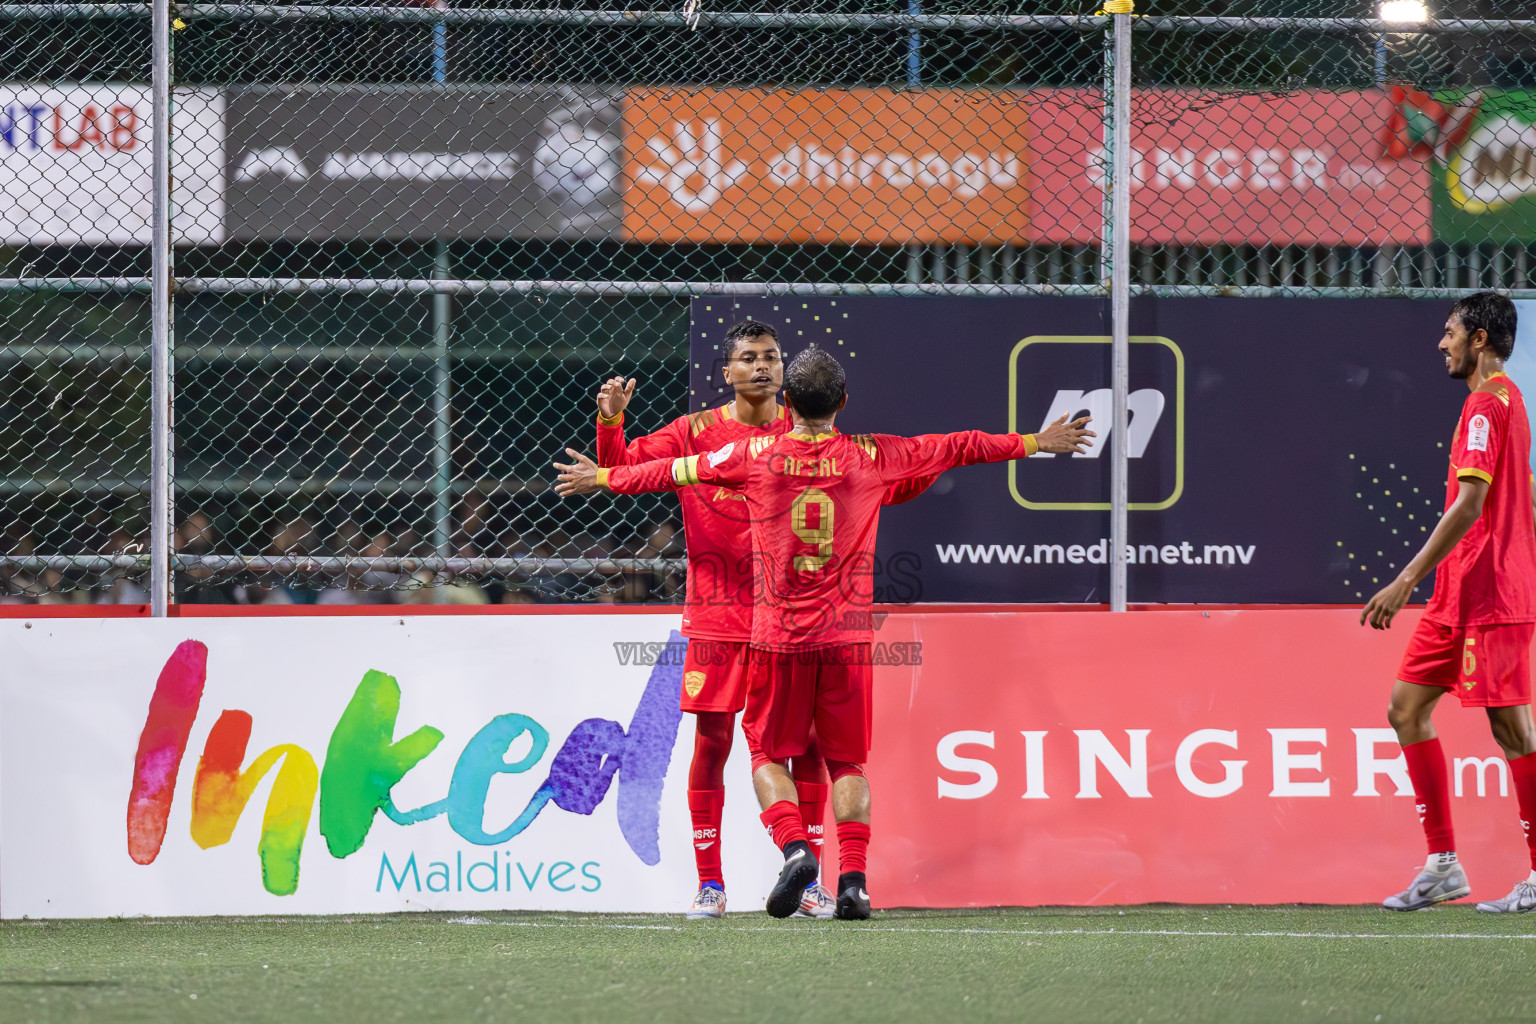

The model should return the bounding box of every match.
[2,905,1534,1023]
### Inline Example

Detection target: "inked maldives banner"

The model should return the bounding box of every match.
[0,615,781,917]
[5,610,1531,916]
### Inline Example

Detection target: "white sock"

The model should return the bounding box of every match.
[1426,851,1459,872]
[1525,869,1536,885]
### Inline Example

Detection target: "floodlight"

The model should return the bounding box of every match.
[1379,1,1429,23]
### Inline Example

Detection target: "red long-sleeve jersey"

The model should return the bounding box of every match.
[604,428,1037,650]
[596,407,935,641]
[1424,373,1536,626]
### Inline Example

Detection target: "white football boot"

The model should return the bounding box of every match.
[1382,855,1470,911]
[795,882,836,918]
[685,883,727,919]
[1476,879,1536,914]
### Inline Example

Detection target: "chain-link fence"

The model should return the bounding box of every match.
[1,2,1533,606]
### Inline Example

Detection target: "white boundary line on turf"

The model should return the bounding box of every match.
[444,918,1536,940]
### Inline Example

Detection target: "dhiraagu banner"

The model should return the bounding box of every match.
[0,615,782,918]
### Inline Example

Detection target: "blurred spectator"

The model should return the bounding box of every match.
[176,512,217,553]
[332,519,366,556]
[96,526,148,605]
[608,519,682,604]
[453,490,499,557]
[397,571,490,606]
[37,568,87,605]
[268,518,319,559]
[0,528,37,603]
[395,528,430,558]
[174,511,234,603]
[358,529,403,593]
[264,517,321,604]
[315,524,398,605]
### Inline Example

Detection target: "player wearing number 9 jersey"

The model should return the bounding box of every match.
[593,320,935,920]
[562,347,1095,919]
[1361,293,1536,915]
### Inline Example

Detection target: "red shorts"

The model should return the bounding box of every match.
[1398,618,1535,708]
[680,639,750,713]
[742,644,873,765]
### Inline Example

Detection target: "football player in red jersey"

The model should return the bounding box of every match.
[593,321,933,919]
[558,347,1093,918]
[1362,292,1536,914]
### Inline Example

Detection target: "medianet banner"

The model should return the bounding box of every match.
[1,611,1528,916]
[690,294,1465,604]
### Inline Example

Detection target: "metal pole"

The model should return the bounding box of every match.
[907,0,922,88]
[432,245,452,564]
[1108,2,1132,612]
[150,0,172,615]
[431,1,453,584]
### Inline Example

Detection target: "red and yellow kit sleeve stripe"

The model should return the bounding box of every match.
[1457,467,1493,483]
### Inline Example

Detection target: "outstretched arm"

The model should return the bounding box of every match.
[874,415,1094,486]
[555,449,683,497]
[556,442,750,498]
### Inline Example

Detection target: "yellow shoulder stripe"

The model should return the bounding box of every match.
[688,411,713,437]
[851,435,877,461]
[748,435,775,458]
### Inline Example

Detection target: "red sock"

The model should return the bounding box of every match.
[837,820,871,876]
[1403,737,1455,855]
[688,789,725,885]
[1509,752,1536,870]
[759,800,807,853]
[796,781,829,866]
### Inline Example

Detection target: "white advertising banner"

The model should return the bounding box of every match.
[0,615,780,917]
[0,85,224,245]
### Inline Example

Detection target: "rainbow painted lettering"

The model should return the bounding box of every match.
[126,632,685,895]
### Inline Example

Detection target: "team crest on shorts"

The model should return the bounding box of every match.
[684,671,707,698]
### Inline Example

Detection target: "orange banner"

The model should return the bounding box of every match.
[861,609,1529,906]
[621,88,1031,245]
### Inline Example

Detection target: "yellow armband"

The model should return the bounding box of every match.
[674,456,701,486]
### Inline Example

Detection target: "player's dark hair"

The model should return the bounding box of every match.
[1449,292,1518,360]
[721,319,780,361]
[784,347,846,420]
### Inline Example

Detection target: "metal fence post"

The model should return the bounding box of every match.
[907,0,923,88]
[150,0,172,615]
[431,0,454,589]
[1107,0,1133,612]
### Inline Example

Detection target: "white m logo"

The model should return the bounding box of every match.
[234,147,310,183]
[1031,388,1166,459]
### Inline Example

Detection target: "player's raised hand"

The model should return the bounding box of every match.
[1034,414,1096,455]
[554,449,603,497]
[597,376,636,420]
[1361,577,1412,630]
